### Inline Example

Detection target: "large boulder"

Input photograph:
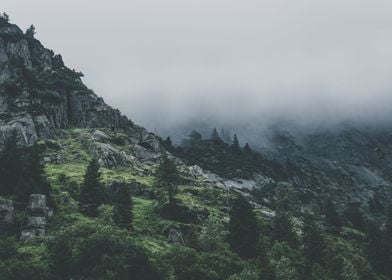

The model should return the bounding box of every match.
[21,194,49,241]
[0,198,14,235]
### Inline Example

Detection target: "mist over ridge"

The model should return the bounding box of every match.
[3,0,392,143]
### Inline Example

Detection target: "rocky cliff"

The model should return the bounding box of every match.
[0,21,132,145]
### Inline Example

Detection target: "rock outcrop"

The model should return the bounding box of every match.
[21,194,49,241]
[0,21,131,145]
[0,198,14,235]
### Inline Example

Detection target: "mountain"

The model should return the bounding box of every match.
[0,16,392,280]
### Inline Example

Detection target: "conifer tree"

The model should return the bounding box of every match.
[210,128,222,144]
[0,131,21,195]
[243,143,252,154]
[163,136,172,149]
[154,155,180,205]
[114,185,133,230]
[51,237,72,280]
[325,200,342,233]
[25,24,36,38]
[231,134,240,153]
[228,196,259,259]
[303,215,326,270]
[272,212,297,248]
[79,158,105,216]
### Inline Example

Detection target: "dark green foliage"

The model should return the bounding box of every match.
[0,131,21,195]
[50,237,72,280]
[344,204,366,231]
[368,194,384,214]
[170,130,284,179]
[154,155,180,206]
[162,136,172,149]
[0,134,50,203]
[25,24,36,38]
[231,134,240,153]
[79,158,105,216]
[161,245,242,280]
[303,215,326,274]
[228,196,259,259]
[324,200,342,233]
[48,223,161,280]
[0,12,9,25]
[210,128,223,144]
[113,185,133,229]
[272,212,297,248]
[366,224,390,277]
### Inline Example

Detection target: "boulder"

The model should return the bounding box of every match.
[168,225,185,245]
[0,198,14,235]
[21,194,49,241]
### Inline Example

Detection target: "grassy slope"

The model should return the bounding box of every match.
[17,128,246,277]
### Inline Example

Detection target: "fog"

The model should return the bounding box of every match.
[3,0,392,140]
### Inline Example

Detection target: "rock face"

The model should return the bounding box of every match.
[0,21,130,145]
[0,198,14,235]
[21,194,48,241]
[167,225,185,245]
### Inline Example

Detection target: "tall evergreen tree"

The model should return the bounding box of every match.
[154,155,180,205]
[162,136,172,149]
[344,204,366,231]
[243,143,252,154]
[79,158,105,216]
[303,215,326,273]
[210,128,222,144]
[114,185,133,230]
[0,131,21,195]
[228,196,259,259]
[324,200,342,233]
[231,134,240,153]
[272,212,297,248]
[50,237,72,280]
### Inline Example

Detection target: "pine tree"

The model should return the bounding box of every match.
[272,212,297,248]
[324,200,342,233]
[0,131,21,195]
[51,237,72,280]
[303,215,326,272]
[344,204,366,231]
[243,143,252,154]
[114,185,133,230]
[163,136,172,149]
[154,155,180,205]
[231,134,240,153]
[79,158,105,216]
[25,24,36,38]
[210,128,222,144]
[228,196,259,259]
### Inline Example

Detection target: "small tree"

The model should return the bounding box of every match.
[272,212,297,248]
[0,13,9,25]
[324,200,342,233]
[113,185,133,230]
[79,158,105,216]
[0,131,21,195]
[50,237,72,280]
[162,136,172,149]
[210,128,222,144]
[25,24,36,38]
[154,155,180,205]
[303,215,326,274]
[231,134,240,153]
[243,143,252,154]
[228,196,259,259]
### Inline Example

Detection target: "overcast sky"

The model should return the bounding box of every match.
[3,0,392,132]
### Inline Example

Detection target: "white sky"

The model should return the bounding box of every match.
[3,0,392,130]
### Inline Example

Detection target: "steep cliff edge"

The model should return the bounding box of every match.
[0,20,132,144]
